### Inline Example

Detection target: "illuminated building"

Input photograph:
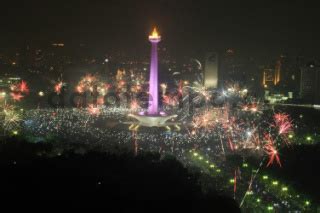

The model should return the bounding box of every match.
[262,59,281,87]
[262,68,275,88]
[278,55,303,94]
[274,59,281,85]
[204,52,218,89]
[51,43,65,47]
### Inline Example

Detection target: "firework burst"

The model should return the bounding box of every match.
[87,104,100,116]
[18,80,29,94]
[1,107,22,132]
[264,134,281,167]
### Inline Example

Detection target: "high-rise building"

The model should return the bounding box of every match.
[274,59,281,85]
[300,63,320,104]
[262,68,275,88]
[221,50,260,89]
[274,55,303,94]
[204,52,218,88]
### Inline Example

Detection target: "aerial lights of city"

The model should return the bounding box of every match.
[1,1,320,211]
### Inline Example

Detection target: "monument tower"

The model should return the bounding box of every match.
[148,28,161,114]
[128,28,177,127]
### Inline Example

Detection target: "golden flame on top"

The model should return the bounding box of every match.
[149,27,160,39]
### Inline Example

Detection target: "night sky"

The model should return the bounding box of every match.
[1,0,320,57]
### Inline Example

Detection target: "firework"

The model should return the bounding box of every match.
[2,108,22,131]
[264,134,281,167]
[8,80,29,101]
[18,80,29,94]
[76,74,109,97]
[130,100,140,111]
[87,104,100,116]
[10,92,24,102]
[54,82,63,94]
[163,95,178,107]
[274,113,293,135]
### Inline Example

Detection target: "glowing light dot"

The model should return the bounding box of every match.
[38,91,44,97]
[267,206,273,211]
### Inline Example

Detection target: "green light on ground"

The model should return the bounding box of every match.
[263,175,268,180]
[282,187,288,191]
[272,181,278,185]
[216,169,221,173]
[12,130,18,135]
[229,179,235,184]
[305,201,310,206]
[306,136,312,141]
[256,198,261,203]
[242,163,248,168]
[288,134,294,139]
[267,206,273,211]
[193,152,198,157]
[205,160,209,164]
[198,156,203,160]
[209,164,215,168]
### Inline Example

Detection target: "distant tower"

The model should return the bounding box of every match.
[274,59,281,85]
[148,28,161,115]
[204,52,219,89]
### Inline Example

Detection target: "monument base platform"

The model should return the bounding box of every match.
[128,113,177,127]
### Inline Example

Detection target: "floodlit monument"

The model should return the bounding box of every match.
[129,28,177,127]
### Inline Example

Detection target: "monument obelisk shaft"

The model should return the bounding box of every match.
[148,28,161,115]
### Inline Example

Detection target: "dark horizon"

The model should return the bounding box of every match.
[1,0,320,58]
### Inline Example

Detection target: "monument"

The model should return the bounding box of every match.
[129,28,177,127]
